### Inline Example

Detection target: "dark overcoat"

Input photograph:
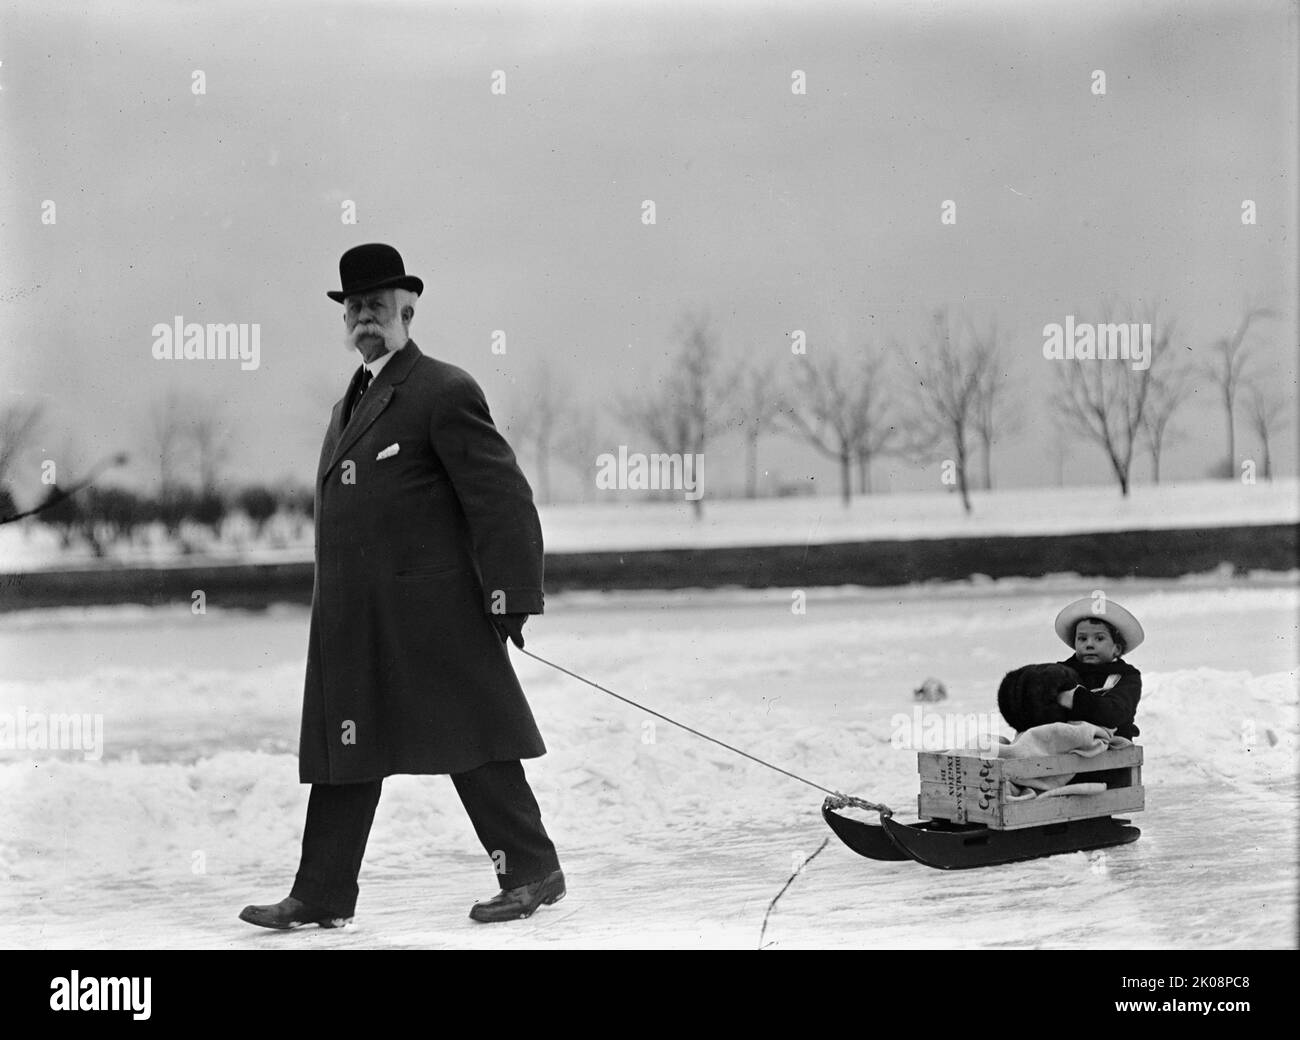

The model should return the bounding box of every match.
[298,340,546,783]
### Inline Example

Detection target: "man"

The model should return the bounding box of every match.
[240,243,564,929]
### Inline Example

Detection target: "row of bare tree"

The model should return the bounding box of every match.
[504,301,1289,514]
[0,392,256,523]
[1054,301,1286,495]
[0,300,1289,520]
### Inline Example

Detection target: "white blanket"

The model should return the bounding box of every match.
[991,721,1131,798]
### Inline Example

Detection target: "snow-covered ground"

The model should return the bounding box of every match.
[538,477,1300,552]
[1,575,1295,948]
[2,477,1295,570]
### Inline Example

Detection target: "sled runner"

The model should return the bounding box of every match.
[823,745,1144,869]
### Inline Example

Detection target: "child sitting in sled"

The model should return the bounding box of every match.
[997,598,1144,738]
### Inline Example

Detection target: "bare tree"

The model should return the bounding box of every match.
[506,362,605,504]
[1054,302,1171,497]
[144,390,232,494]
[505,360,567,506]
[552,401,602,502]
[969,321,1021,490]
[145,390,192,492]
[188,396,233,493]
[619,311,727,518]
[1139,359,1194,484]
[728,358,785,498]
[1203,302,1276,474]
[851,348,900,496]
[783,345,897,507]
[901,309,993,514]
[1051,425,1071,487]
[1244,378,1290,481]
[0,400,44,490]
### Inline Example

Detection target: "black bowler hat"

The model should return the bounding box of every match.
[326,243,424,303]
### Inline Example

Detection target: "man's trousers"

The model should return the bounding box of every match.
[289,759,561,917]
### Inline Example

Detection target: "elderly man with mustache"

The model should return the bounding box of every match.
[240,244,564,929]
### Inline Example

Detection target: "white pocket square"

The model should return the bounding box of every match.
[376,443,400,460]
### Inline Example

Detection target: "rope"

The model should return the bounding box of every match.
[518,646,892,815]
[821,792,895,817]
[758,837,830,950]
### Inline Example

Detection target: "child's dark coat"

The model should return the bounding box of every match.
[1061,657,1142,738]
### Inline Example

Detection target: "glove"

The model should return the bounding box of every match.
[491,613,528,649]
[997,663,1079,732]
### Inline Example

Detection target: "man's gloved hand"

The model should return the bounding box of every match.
[997,663,1079,732]
[491,613,528,649]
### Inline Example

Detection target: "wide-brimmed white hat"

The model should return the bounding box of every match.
[1054,597,1144,653]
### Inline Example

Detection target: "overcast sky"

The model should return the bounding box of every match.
[2,0,1296,502]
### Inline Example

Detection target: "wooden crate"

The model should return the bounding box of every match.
[916,745,1143,830]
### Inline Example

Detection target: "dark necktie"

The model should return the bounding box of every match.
[347,367,373,424]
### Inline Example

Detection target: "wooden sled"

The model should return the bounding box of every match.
[824,745,1144,869]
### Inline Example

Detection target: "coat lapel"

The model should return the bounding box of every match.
[323,340,421,479]
[316,383,353,491]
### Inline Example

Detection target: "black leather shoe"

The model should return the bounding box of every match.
[469,869,566,923]
[238,895,352,930]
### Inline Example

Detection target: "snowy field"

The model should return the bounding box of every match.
[1,574,1296,949]
[2,477,1296,570]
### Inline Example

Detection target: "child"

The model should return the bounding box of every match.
[1053,598,1143,738]
[997,598,1144,737]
